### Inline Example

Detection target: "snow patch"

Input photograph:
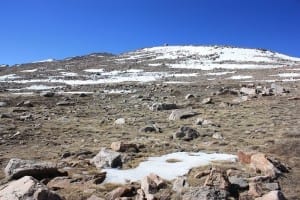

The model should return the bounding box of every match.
[206,71,236,76]
[229,75,253,80]
[32,59,54,63]
[21,69,38,73]
[60,72,78,76]
[104,152,237,184]
[0,74,21,81]
[24,85,63,90]
[276,73,300,78]
[84,68,104,73]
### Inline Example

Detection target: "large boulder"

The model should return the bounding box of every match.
[169,109,198,120]
[250,153,281,178]
[4,158,66,180]
[90,148,122,168]
[173,126,200,141]
[0,176,63,200]
[255,190,286,200]
[141,173,167,195]
[149,103,177,111]
[182,186,228,200]
[111,141,139,153]
[105,186,136,200]
[204,168,230,190]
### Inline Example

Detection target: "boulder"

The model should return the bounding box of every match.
[139,124,161,133]
[40,91,55,97]
[172,176,189,194]
[169,109,198,120]
[111,141,139,153]
[4,158,66,180]
[255,191,286,200]
[228,175,248,189]
[0,176,63,200]
[270,83,288,95]
[202,97,213,104]
[141,173,166,195]
[204,169,230,190]
[185,94,195,99]
[240,87,257,96]
[149,103,177,111]
[250,153,281,178]
[182,186,228,200]
[106,186,136,200]
[90,148,122,168]
[237,151,254,164]
[56,101,75,106]
[0,101,8,107]
[173,126,200,141]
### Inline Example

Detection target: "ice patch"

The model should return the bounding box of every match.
[148,63,162,67]
[104,152,237,184]
[229,75,253,80]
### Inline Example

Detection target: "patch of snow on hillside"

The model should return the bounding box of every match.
[276,73,300,78]
[104,152,237,184]
[206,71,236,76]
[60,72,78,76]
[32,59,54,63]
[84,68,104,73]
[24,85,63,90]
[0,74,21,81]
[229,75,253,80]
[21,69,38,73]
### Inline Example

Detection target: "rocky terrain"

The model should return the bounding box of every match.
[0,45,300,200]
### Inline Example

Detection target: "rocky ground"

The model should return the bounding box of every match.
[0,48,300,199]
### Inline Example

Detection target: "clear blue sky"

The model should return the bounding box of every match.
[1,0,300,65]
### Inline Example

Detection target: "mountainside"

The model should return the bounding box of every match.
[0,45,300,199]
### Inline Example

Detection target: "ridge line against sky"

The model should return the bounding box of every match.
[0,0,300,65]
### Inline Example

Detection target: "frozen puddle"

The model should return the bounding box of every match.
[104,152,237,184]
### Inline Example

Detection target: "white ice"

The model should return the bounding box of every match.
[104,151,237,184]
[0,74,21,81]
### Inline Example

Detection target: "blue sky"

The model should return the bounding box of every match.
[0,0,300,65]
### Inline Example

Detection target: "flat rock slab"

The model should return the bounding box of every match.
[0,176,63,200]
[90,148,122,168]
[4,158,66,180]
[169,109,198,120]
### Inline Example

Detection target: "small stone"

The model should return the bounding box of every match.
[139,124,161,133]
[185,94,195,99]
[240,87,257,96]
[0,101,8,107]
[40,91,55,97]
[212,133,223,140]
[173,126,200,141]
[114,118,125,125]
[201,97,212,104]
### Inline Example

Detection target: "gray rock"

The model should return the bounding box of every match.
[172,176,189,194]
[149,103,177,111]
[4,158,66,180]
[202,97,213,104]
[173,126,200,141]
[90,148,122,168]
[114,118,125,125]
[212,133,224,140]
[182,186,228,200]
[185,94,195,99]
[0,176,63,200]
[256,190,286,200]
[40,91,55,97]
[169,109,198,120]
[240,87,256,96]
[228,175,248,189]
[139,124,161,133]
[271,83,288,95]
[0,101,7,107]
[56,101,75,106]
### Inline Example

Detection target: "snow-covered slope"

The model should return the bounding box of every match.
[119,45,300,70]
